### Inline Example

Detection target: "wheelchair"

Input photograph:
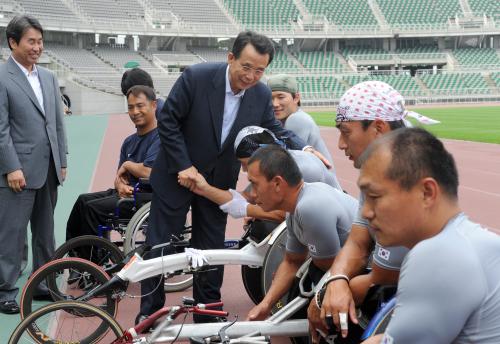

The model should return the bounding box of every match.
[55,178,193,293]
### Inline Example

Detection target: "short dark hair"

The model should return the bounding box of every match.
[121,68,155,96]
[232,31,275,65]
[361,127,459,199]
[248,145,302,186]
[360,119,406,131]
[6,15,43,50]
[126,85,156,102]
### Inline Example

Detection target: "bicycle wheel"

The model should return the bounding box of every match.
[241,265,264,304]
[10,301,123,344]
[53,235,125,274]
[361,297,396,339]
[261,228,288,314]
[124,202,194,292]
[123,201,151,254]
[21,258,118,320]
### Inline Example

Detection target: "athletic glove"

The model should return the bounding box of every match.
[185,247,208,269]
[219,189,249,219]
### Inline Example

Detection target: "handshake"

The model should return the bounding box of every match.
[177,166,249,219]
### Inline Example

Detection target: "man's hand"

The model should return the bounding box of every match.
[178,166,198,189]
[304,147,332,169]
[321,279,358,338]
[116,182,134,198]
[61,168,67,182]
[308,299,329,344]
[246,301,272,321]
[7,169,26,192]
[182,172,210,195]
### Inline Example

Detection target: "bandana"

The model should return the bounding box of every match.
[336,81,440,125]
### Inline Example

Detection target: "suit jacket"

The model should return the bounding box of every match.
[0,57,68,189]
[151,62,305,208]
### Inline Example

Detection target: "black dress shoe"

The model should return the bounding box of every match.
[32,286,54,301]
[0,300,20,314]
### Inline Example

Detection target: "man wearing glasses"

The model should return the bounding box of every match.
[138,31,330,323]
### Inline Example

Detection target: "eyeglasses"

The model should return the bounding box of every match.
[237,61,266,76]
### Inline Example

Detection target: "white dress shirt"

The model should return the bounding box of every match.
[12,57,44,113]
[221,66,245,145]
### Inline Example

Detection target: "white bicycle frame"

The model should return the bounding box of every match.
[112,220,329,343]
[135,260,330,343]
[116,221,287,283]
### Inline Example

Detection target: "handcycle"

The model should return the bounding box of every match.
[19,220,289,321]
[10,258,395,343]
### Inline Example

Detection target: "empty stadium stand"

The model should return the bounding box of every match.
[377,0,462,25]
[303,0,378,27]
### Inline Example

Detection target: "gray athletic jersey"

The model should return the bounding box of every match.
[286,183,358,259]
[353,193,408,270]
[289,150,342,190]
[383,213,500,344]
[284,109,333,165]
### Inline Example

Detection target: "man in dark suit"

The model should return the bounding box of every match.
[0,15,68,314]
[139,31,325,322]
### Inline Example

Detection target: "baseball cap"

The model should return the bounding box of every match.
[267,74,298,94]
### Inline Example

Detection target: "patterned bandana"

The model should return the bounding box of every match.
[336,81,440,125]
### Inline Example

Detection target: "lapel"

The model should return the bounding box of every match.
[207,64,226,149]
[220,88,253,152]
[7,57,45,117]
[38,67,51,117]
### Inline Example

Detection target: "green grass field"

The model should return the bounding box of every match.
[309,105,500,144]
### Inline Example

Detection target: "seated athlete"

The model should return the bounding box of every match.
[309,81,440,344]
[359,127,500,344]
[183,125,342,223]
[241,146,357,320]
[65,85,160,250]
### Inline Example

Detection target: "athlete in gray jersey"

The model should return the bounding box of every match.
[286,183,358,259]
[357,128,500,344]
[245,145,357,321]
[383,213,500,344]
[267,74,334,165]
[284,109,333,164]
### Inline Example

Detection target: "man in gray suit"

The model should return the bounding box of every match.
[0,15,68,314]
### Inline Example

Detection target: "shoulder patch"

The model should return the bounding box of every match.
[377,247,391,261]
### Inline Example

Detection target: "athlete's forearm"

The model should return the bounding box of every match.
[329,225,373,278]
[247,205,286,222]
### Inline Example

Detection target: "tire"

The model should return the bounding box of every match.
[241,265,264,304]
[261,228,288,314]
[123,201,151,254]
[53,235,125,275]
[20,258,118,320]
[9,300,123,344]
[361,297,396,339]
[124,202,194,292]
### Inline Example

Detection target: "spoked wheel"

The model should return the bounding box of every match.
[20,258,119,320]
[261,228,288,314]
[53,235,125,276]
[9,301,124,344]
[124,202,194,292]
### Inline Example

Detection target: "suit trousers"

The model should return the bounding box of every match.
[0,161,58,302]
[140,189,227,322]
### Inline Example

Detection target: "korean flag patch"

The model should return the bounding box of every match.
[308,243,317,253]
[377,247,391,261]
